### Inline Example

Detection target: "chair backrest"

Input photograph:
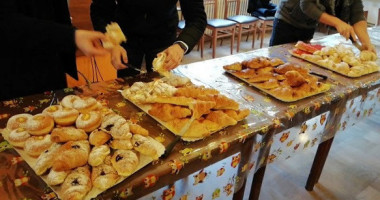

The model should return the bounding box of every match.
[224,0,241,18]
[204,0,218,19]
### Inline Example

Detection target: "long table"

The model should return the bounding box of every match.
[0,27,379,200]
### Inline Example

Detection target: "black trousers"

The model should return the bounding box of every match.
[117,37,173,78]
[269,18,315,46]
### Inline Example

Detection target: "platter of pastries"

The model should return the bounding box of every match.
[1,95,164,200]
[223,56,331,102]
[121,75,250,141]
[291,41,379,77]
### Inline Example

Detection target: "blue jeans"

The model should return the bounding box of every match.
[269,18,315,46]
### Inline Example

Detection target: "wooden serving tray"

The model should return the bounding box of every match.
[290,50,380,78]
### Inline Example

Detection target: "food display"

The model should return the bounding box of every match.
[2,95,164,200]
[224,56,330,102]
[291,41,379,77]
[121,75,250,141]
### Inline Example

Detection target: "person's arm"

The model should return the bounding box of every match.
[90,0,117,32]
[353,21,376,53]
[299,0,356,40]
[177,0,207,53]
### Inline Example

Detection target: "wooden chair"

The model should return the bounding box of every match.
[202,0,237,58]
[378,8,380,26]
[224,0,259,52]
[256,16,274,48]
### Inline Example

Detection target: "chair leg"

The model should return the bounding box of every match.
[252,23,257,49]
[246,25,250,42]
[237,25,243,52]
[260,21,266,48]
[257,22,262,40]
[212,30,217,58]
[230,27,235,55]
[200,35,204,58]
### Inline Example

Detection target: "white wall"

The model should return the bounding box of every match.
[363,0,379,25]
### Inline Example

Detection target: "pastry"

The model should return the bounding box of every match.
[198,95,239,110]
[174,86,219,98]
[256,66,274,75]
[182,119,220,138]
[206,111,237,127]
[284,71,307,87]
[145,96,195,107]
[26,114,54,135]
[242,57,271,69]
[232,69,257,78]
[53,140,90,171]
[223,62,243,71]
[89,129,111,146]
[101,113,126,131]
[255,78,279,89]
[149,103,192,122]
[161,74,191,87]
[46,169,69,186]
[72,97,99,113]
[166,118,190,133]
[153,52,170,76]
[191,100,216,118]
[223,109,250,121]
[360,50,377,61]
[110,120,132,140]
[246,74,275,83]
[270,58,285,66]
[102,22,126,49]
[334,62,350,74]
[129,123,149,136]
[132,135,160,159]
[88,145,111,167]
[111,150,139,176]
[54,107,79,126]
[61,166,92,200]
[34,143,61,175]
[270,86,294,101]
[76,111,102,132]
[7,128,30,148]
[109,139,133,150]
[92,164,119,190]
[61,95,81,109]
[51,127,88,143]
[24,135,53,157]
[274,63,309,75]
[6,113,32,130]
[42,105,62,117]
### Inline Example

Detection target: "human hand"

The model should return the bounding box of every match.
[162,44,185,70]
[334,20,356,41]
[362,43,377,55]
[75,30,108,56]
[110,45,128,70]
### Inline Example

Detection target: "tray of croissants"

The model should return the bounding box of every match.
[290,41,379,77]
[121,74,250,141]
[1,95,165,200]
[223,56,331,102]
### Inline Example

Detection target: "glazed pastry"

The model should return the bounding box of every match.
[129,123,149,136]
[182,119,220,138]
[6,113,32,130]
[51,127,88,143]
[72,97,99,113]
[24,135,53,157]
[161,74,191,87]
[109,139,133,150]
[233,69,257,78]
[7,128,30,148]
[132,135,160,160]
[76,111,102,133]
[148,103,192,121]
[206,111,237,128]
[42,105,62,117]
[89,129,111,146]
[96,106,114,117]
[53,140,90,171]
[198,94,239,110]
[360,50,377,61]
[34,143,61,175]
[255,79,279,89]
[26,114,54,136]
[110,120,132,140]
[61,95,81,109]
[223,109,250,121]
[91,164,119,190]
[88,145,110,167]
[61,166,92,200]
[284,71,307,87]
[111,150,139,176]
[46,169,69,186]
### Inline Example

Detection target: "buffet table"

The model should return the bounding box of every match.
[0,27,379,200]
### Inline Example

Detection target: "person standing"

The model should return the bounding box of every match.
[0,0,109,101]
[269,0,376,54]
[91,0,207,77]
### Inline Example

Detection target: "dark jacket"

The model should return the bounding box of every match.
[90,0,207,52]
[276,0,365,29]
[0,0,77,101]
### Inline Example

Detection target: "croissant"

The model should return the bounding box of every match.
[198,95,239,110]
[206,111,237,127]
[284,71,307,87]
[129,123,149,136]
[52,140,90,171]
[149,103,192,122]
[174,86,219,98]
[223,62,243,71]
